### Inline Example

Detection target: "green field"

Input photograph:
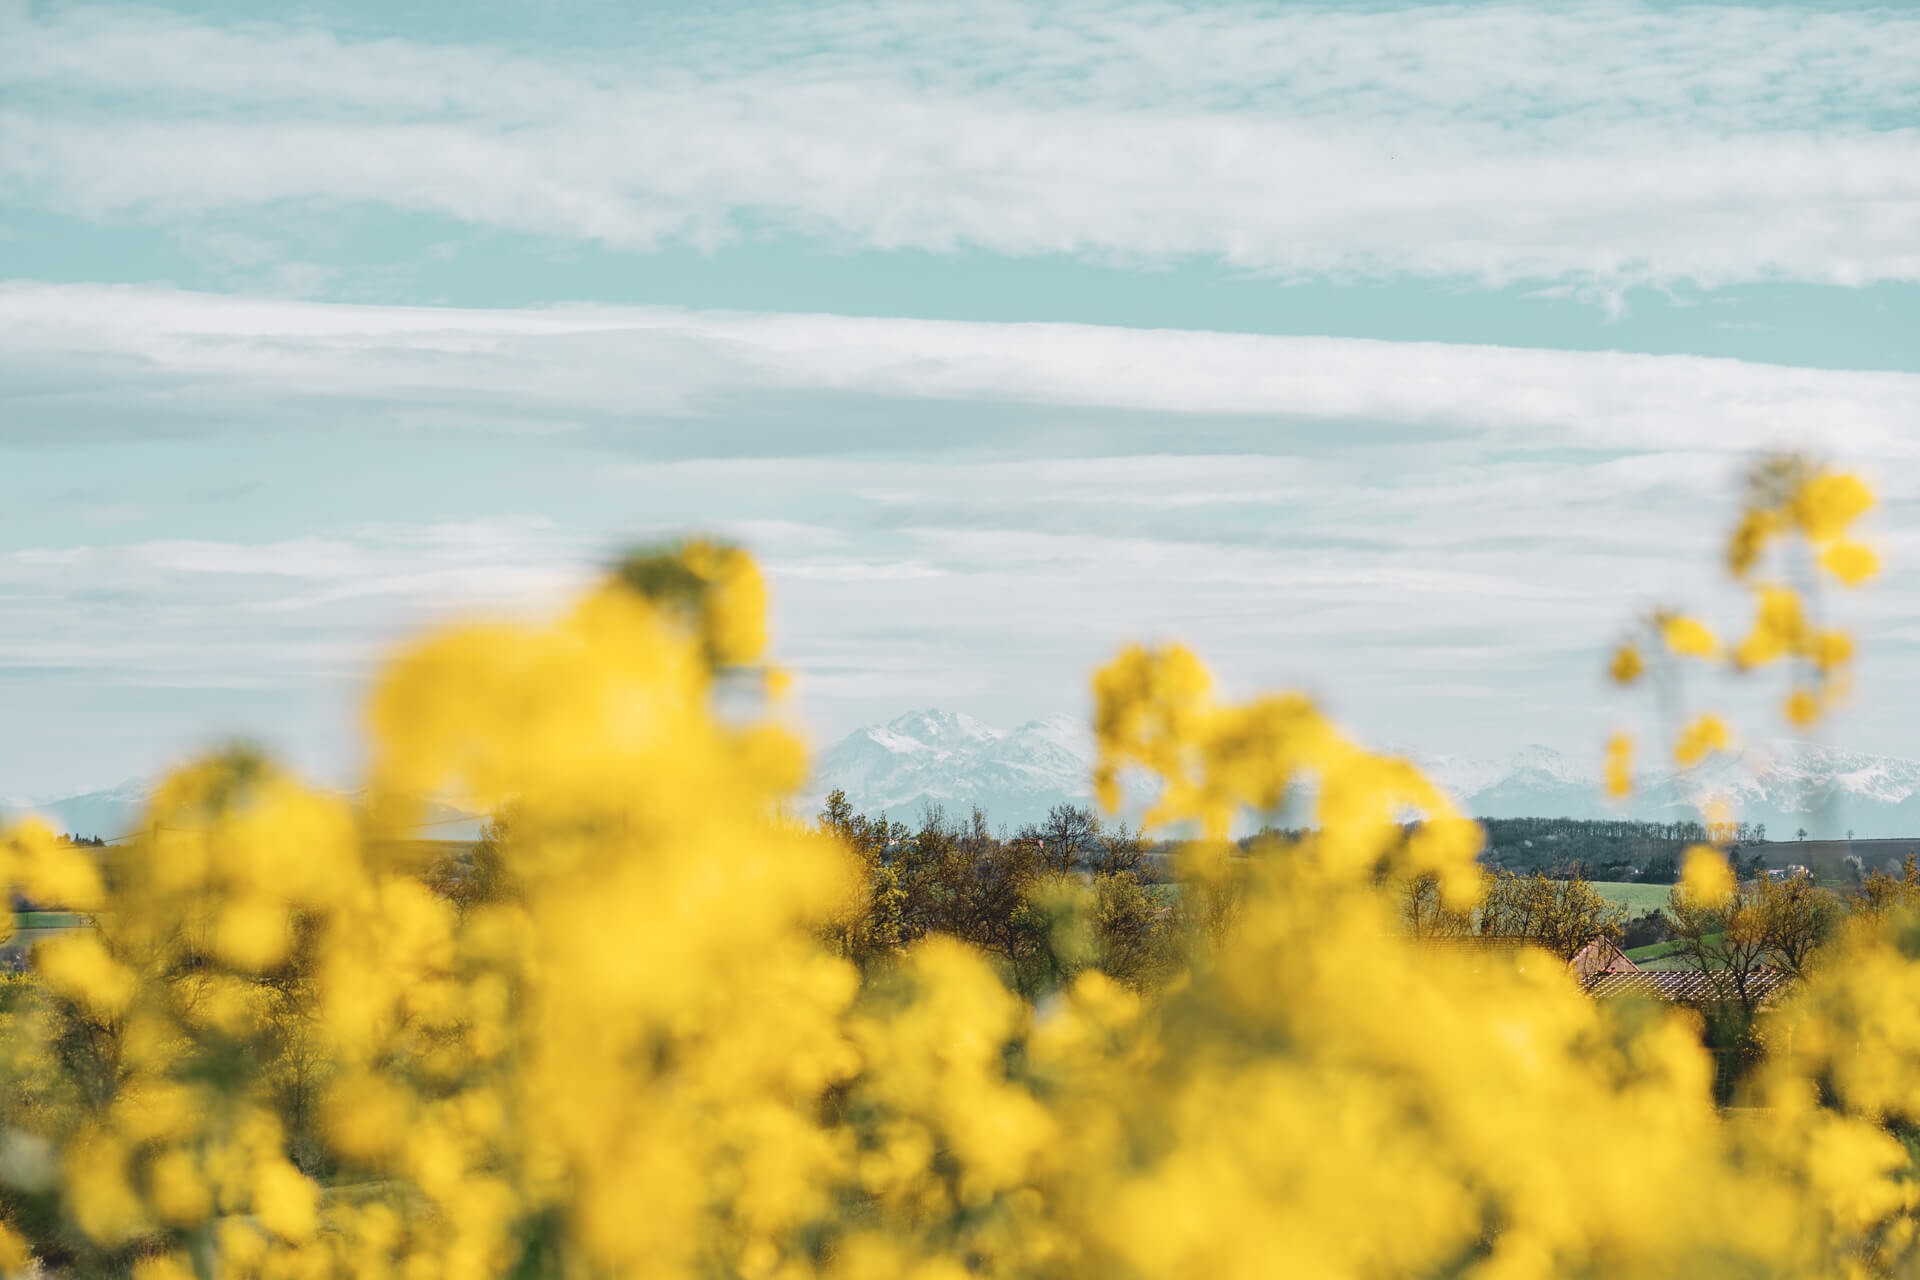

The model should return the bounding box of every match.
[1625,937,1684,962]
[1590,882,1673,915]
[14,911,83,930]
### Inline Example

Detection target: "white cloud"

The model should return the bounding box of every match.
[6,288,1920,790]
[6,285,1920,459]
[4,4,1920,292]
[0,519,593,682]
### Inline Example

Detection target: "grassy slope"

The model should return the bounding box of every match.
[1589,882,1674,916]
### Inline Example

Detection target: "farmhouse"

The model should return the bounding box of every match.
[1568,935,1639,980]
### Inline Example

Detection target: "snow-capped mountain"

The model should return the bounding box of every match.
[1421,745,1605,821]
[805,709,1101,829]
[1400,741,1920,837]
[1635,742,1920,839]
[808,712,1920,839]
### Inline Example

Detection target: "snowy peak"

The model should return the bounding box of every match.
[1642,741,1920,836]
[872,708,1001,754]
[1004,715,1097,771]
[1443,739,1920,837]
[1505,744,1585,783]
[810,710,1098,828]
[1407,745,1583,808]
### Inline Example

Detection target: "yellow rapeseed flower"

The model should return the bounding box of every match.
[36,933,136,1020]
[1609,644,1645,684]
[1680,845,1736,906]
[1673,713,1731,768]
[0,1219,28,1274]
[1659,615,1718,659]
[1604,733,1633,799]
[1735,585,1807,668]
[1794,471,1874,543]
[130,1253,196,1280]
[2,530,1918,1279]
[1820,540,1880,586]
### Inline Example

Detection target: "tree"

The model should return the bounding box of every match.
[1857,853,1920,918]
[1641,850,1680,884]
[1020,803,1101,874]
[1089,872,1175,990]
[821,795,1178,997]
[1093,818,1149,877]
[1621,909,1672,951]
[1796,827,1809,842]
[1665,873,1842,1014]
[1756,874,1841,978]
[818,789,910,967]
[1667,880,1776,1022]
[1478,870,1624,961]
[1400,871,1475,940]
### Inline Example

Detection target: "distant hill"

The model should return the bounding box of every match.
[1743,836,1920,882]
[0,778,154,842]
[1,782,485,843]
[809,711,1920,838]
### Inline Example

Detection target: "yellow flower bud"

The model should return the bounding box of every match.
[1609,644,1645,684]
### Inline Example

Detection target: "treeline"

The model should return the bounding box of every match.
[816,792,1184,996]
[1479,816,1771,880]
[1245,816,1777,883]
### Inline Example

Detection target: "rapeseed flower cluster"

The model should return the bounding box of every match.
[0,472,1913,1277]
[1609,458,1876,794]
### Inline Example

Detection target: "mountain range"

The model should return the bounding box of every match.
[803,710,1920,839]
[14,712,1920,841]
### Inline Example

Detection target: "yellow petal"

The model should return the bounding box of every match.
[1660,615,1718,659]
[1820,540,1879,586]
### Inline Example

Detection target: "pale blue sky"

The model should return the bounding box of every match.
[4,0,1920,798]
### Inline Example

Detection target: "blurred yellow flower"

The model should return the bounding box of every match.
[1821,540,1880,586]
[0,524,1910,1280]
[1673,713,1731,768]
[1659,614,1718,659]
[1794,471,1874,543]
[1609,644,1645,684]
[1680,845,1736,906]
[1604,733,1633,799]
